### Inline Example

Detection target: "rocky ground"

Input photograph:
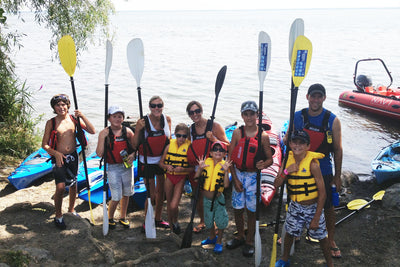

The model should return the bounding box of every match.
[1,163,400,266]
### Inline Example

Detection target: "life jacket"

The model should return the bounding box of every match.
[164,139,191,175]
[231,126,265,171]
[285,151,325,202]
[301,108,333,156]
[187,120,213,166]
[48,115,88,150]
[106,126,134,164]
[201,157,225,193]
[138,114,169,157]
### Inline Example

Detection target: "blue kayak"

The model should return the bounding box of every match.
[371,140,400,184]
[7,134,86,190]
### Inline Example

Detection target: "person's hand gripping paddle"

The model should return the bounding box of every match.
[127,38,156,238]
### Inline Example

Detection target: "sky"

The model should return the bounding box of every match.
[113,0,400,11]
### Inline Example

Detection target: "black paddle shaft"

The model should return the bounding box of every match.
[103,84,109,195]
[255,90,263,221]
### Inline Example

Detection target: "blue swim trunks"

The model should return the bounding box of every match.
[285,201,327,241]
[231,168,257,212]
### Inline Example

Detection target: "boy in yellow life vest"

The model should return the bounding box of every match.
[196,141,232,254]
[159,123,194,234]
[274,130,333,267]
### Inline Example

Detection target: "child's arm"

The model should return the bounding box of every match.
[96,127,108,158]
[274,162,299,188]
[74,110,96,134]
[309,159,326,230]
[220,160,232,188]
[159,144,173,172]
[228,128,243,192]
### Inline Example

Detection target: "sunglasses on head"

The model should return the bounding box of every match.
[212,146,226,152]
[53,95,69,101]
[149,103,163,109]
[188,108,201,116]
[175,134,187,138]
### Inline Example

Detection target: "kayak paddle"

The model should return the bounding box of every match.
[127,38,156,239]
[334,198,369,211]
[181,65,227,249]
[103,39,112,236]
[281,18,305,257]
[336,190,385,226]
[255,31,271,267]
[269,34,312,267]
[57,35,94,224]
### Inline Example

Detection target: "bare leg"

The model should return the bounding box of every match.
[325,206,340,256]
[320,237,334,267]
[170,178,185,223]
[119,196,129,219]
[108,200,119,219]
[155,174,165,221]
[54,183,65,218]
[234,208,245,240]
[67,183,77,213]
[164,178,174,230]
[245,209,255,245]
[282,232,294,262]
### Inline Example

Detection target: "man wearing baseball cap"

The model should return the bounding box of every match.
[292,83,343,258]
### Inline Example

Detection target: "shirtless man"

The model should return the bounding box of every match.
[42,94,95,230]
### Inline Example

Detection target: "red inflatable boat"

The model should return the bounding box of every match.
[338,58,400,120]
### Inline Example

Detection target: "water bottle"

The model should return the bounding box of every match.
[184,179,192,196]
[331,185,339,207]
[120,149,132,168]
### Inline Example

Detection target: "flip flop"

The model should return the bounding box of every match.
[193,224,205,233]
[331,247,342,258]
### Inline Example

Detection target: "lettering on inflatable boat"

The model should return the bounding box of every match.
[370,97,392,106]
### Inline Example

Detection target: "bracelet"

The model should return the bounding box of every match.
[283,169,289,175]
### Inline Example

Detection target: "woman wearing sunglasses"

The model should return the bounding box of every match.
[134,96,172,230]
[185,100,230,234]
[159,123,194,234]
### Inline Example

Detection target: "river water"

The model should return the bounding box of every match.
[7,8,400,179]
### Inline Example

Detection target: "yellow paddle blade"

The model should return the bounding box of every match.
[373,190,385,201]
[290,35,312,87]
[58,35,77,77]
[269,233,277,267]
[347,199,369,210]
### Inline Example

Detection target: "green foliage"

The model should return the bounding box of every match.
[0,0,114,158]
[0,250,30,267]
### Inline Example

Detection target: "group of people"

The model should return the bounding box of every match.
[42,83,342,266]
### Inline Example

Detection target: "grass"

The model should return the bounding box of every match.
[0,250,30,267]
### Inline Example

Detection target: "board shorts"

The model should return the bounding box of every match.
[323,174,333,209]
[285,201,327,241]
[166,173,187,185]
[231,168,257,212]
[52,151,78,187]
[107,164,134,201]
[203,194,229,230]
[137,161,164,179]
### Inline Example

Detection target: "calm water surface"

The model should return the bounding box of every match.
[7,8,400,178]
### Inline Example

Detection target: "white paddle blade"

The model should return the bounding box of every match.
[255,221,262,266]
[103,192,109,236]
[145,198,156,238]
[258,31,271,89]
[288,18,304,63]
[127,38,144,87]
[105,40,113,84]
[281,222,295,256]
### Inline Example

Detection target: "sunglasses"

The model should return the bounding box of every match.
[175,134,187,138]
[212,147,226,152]
[188,108,201,116]
[149,103,163,109]
[52,95,69,101]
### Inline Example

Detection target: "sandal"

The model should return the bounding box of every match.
[193,224,206,233]
[331,247,342,258]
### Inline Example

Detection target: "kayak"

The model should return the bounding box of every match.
[258,114,281,207]
[7,134,86,190]
[338,58,400,120]
[371,140,400,184]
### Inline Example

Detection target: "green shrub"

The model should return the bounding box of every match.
[0,250,30,267]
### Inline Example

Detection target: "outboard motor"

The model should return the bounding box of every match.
[356,75,372,90]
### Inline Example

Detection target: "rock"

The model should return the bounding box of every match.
[382,183,400,211]
[11,245,52,262]
[341,170,359,188]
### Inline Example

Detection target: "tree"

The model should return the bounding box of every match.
[0,0,114,158]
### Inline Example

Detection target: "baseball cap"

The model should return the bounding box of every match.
[108,106,125,116]
[307,84,326,96]
[211,141,227,152]
[241,101,258,113]
[291,130,310,144]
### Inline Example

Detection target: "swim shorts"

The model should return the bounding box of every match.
[203,194,229,230]
[53,151,78,187]
[231,168,257,212]
[107,164,134,201]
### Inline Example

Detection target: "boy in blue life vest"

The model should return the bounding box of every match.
[274,130,333,267]
[42,94,95,230]
[196,141,232,254]
[227,100,273,257]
